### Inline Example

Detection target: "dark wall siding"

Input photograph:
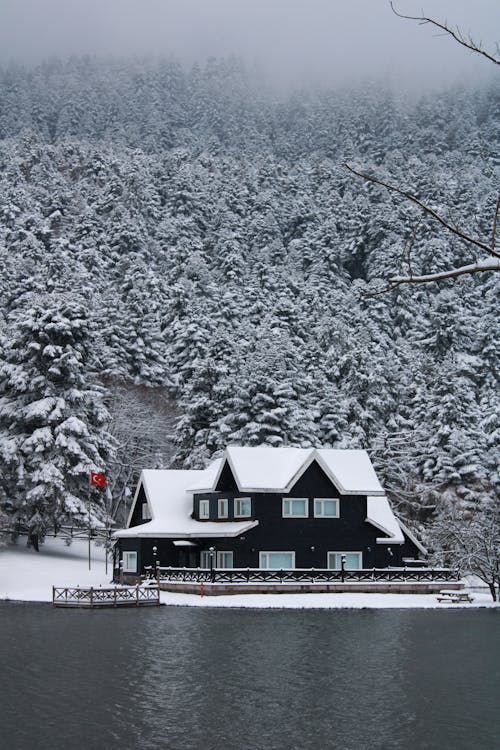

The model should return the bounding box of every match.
[117,527,420,573]
[118,537,141,573]
[289,460,341,498]
[197,492,384,568]
[215,460,239,492]
[400,536,424,561]
[129,485,149,527]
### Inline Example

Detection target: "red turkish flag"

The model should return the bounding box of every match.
[90,471,106,487]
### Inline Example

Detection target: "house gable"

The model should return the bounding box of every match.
[287,459,340,498]
[215,459,239,493]
[128,482,149,528]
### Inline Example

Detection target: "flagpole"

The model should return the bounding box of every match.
[88,471,106,573]
[88,472,91,571]
[105,527,108,576]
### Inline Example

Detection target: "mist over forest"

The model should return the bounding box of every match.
[0,52,498,543]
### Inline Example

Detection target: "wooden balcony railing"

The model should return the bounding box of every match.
[156,566,458,585]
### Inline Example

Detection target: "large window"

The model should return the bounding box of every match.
[234,497,251,517]
[216,551,233,568]
[259,551,295,569]
[282,498,308,518]
[327,552,362,570]
[199,500,210,519]
[314,499,339,518]
[122,551,137,573]
[200,550,234,568]
[218,498,228,518]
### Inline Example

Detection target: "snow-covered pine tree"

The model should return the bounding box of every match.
[0,295,114,548]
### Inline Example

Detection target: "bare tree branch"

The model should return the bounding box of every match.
[390,258,500,284]
[390,2,500,67]
[345,6,499,292]
[365,258,500,296]
[344,164,499,259]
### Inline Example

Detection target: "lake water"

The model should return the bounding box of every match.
[1,603,498,750]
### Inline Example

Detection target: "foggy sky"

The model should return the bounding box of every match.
[0,0,498,89]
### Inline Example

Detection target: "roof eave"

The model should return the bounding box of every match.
[375,535,404,545]
[365,515,405,545]
[114,520,259,540]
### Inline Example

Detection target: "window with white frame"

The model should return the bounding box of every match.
[314,498,339,518]
[142,502,152,520]
[282,498,308,518]
[200,550,234,568]
[200,550,212,568]
[199,500,210,519]
[259,551,295,569]
[327,552,362,570]
[218,498,228,518]
[234,497,251,517]
[122,551,137,573]
[216,551,233,568]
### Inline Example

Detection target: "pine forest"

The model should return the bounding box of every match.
[0,57,498,548]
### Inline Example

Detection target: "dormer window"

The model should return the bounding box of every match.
[234,497,251,518]
[199,500,210,519]
[218,498,228,518]
[142,503,152,520]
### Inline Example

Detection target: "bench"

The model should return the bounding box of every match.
[436,590,474,603]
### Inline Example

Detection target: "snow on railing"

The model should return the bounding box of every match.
[156,566,459,584]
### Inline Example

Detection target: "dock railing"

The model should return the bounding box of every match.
[156,566,458,585]
[52,585,160,607]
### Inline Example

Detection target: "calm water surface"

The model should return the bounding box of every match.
[0,603,498,750]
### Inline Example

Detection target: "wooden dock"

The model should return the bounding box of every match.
[52,585,160,608]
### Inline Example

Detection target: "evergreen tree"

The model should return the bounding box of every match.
[0,296,114,548]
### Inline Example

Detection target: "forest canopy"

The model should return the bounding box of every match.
[0,57,498,543]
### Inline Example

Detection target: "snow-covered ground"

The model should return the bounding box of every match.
[0,536,497,608]
[0,536,111,602]
[158,589,497,609]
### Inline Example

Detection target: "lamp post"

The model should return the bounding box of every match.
[341,554,346,583]
[209,546,215,583]
[152,545,158,578]
[104,526,110,577]
[119,558,124,586]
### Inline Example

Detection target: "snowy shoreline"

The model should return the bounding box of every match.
[1,536,497,609]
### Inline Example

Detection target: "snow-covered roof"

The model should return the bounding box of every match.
[365,496,404,544]
[114,449,398,543]
[114,469,258,539]
[185,458,224,492]
[187,446,385,495]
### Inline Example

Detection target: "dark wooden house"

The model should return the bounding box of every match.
[113,446,425,579]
